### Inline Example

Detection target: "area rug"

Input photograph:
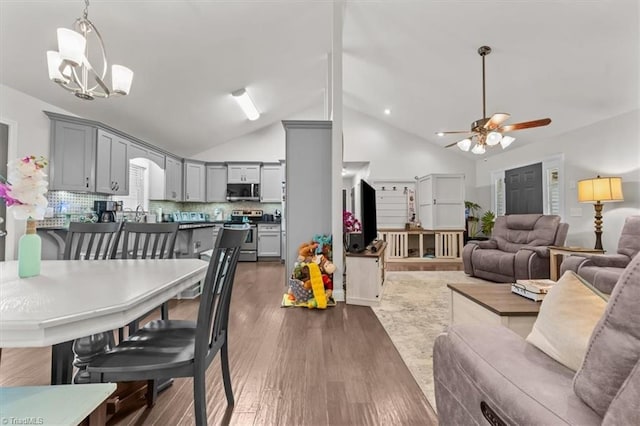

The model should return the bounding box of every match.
[371,271,487,411]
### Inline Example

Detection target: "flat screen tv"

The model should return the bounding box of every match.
[360,179,378,249]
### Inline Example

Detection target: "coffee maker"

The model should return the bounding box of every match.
[94,200,121,223]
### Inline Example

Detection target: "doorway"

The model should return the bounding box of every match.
[1,123,7,261]
[505,162,543,214]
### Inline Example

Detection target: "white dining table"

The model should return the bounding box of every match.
[0,258,208,384]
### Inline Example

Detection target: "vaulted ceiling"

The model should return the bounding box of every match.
[1,0,638,158]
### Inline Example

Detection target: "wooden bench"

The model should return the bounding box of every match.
[0,383,116,426]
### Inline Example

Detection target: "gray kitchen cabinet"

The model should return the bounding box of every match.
[206,163,227,202]
[165,156,183,201]
[128,142,165,169]
[184,161,206,202]
[260,163,282,203]
[227,163,260,183]
[49,119,96,191]
[95,129,129,195]
[258,223,281,257]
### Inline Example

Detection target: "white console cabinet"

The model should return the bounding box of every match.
[417,173,465,229]
[345,242,386,306]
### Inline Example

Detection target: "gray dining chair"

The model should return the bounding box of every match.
[60,221,123,384]
[114,221,179,260]
[87,227,248,425]
[64,221,122,260]
[112,222,180,338]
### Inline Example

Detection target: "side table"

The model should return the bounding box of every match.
[548,246,605,281]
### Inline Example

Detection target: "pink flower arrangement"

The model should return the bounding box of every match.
[343,210,361,233]
[0,156,49,220]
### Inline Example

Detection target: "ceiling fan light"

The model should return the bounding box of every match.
[500,135,516,149]
[112,65,134,95]
[471,143,486,155]
[457,138,472,151]
[486,131,502,146]
[57,28,85,66]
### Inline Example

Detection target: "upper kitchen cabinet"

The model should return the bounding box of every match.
[128,142,165,169]
[151,155,183,201]
[184,160,206,202]
[95,129,128,195]
[227,163,261,183]
[260,163,282,203]
[166,157,183,201]
[48,116,97,192]
[206,163,227,202]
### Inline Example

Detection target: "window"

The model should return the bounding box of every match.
[120,160,148,211]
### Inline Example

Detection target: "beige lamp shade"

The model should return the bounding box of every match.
[577,176,624,203]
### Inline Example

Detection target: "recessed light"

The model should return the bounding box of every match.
[384,108,391,115]
[437,132,445,137]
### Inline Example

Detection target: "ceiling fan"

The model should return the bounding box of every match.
[439,46,551,155]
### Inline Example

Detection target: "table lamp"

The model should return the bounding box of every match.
[577,175,624,250]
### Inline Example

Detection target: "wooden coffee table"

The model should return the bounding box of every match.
[447,283,542,338]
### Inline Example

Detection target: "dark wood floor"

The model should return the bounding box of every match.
[0,262,437,425]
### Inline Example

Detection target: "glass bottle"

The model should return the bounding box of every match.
[18,219,41,278]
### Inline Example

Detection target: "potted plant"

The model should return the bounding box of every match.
[481,210,496,237]
[465,201,482,237]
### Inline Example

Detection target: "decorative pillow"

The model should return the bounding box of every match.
[526,271,608,371]
[574,252,640,417]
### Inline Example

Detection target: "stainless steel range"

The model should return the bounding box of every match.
[223,209,262,261]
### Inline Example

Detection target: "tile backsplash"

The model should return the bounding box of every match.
[39,191,282,227]
[38,191,110,228]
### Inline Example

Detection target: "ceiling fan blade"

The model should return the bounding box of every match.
[483,113,510,130]
[435,130,475,135]
[498,118,552,132]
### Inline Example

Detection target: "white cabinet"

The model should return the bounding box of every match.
[165,156,183,201]
[417,174,465,230]
[95,129,128,195]
[345,244,386,306]
[206,164,227,202]
[184,161,206,202]
[258,223,281,257]
[260,163,282,203]
[227,163,260,183]
[48,119,96,191]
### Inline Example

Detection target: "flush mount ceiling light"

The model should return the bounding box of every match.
[439,45,551,155]
[46,0,133,100]
[232,88,260,121]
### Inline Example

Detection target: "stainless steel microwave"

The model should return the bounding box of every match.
[226,183,260,201]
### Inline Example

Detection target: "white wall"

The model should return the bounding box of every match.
[475,109,640,253]
[194,104,324,162]
[0,84,77,259]
[194,106,478,205]
[343,108,477,200]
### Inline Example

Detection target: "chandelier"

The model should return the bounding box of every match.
[46,0,133,100]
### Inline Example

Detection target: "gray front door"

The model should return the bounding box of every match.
[505,162,543,215]
[1,123,8,261]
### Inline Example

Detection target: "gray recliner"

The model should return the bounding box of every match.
[434,252,640,425]
[463,214,569,282]
[561,215,640,294]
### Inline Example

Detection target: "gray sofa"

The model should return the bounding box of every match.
[560,215,640,293]
[433,253,640,425]
[463,214,569,282]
